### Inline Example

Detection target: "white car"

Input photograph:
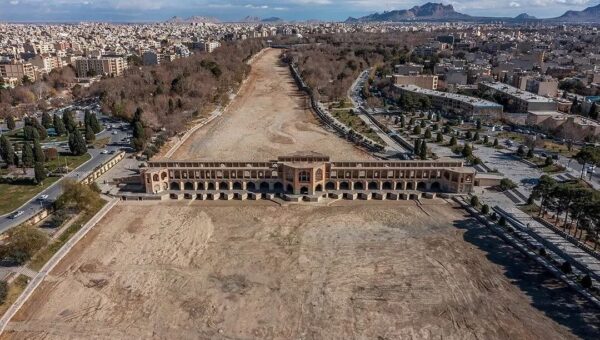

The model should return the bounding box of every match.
[38,194,49,201]
[112,131,118,135]
[10,211,25,219]
[101,150,109,154]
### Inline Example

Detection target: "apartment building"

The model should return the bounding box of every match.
[478,81,557,112]
[525,77,559,98]
[0,61,36,82]
[394,84,503,119]
[394,74,439,90]
[75,56,126,77]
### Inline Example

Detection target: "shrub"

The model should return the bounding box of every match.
[560,261,572,274]
[481,204,490,215]
[470,195,479,207]
[0,281,7,304]
[539,248,547,257]
[490,212,498,221]
[499,178,517,191]
[581,274,593,289]
[499,216,507,227]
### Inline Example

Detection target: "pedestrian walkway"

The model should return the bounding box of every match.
[500,205,600,280]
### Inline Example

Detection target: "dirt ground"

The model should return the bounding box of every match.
[4,200,599,339]
[169,48,373,161]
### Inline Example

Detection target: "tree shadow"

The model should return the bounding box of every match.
[453,211,600,338]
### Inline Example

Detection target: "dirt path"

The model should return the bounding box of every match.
[170,48,372,161]
[4,201,598,339]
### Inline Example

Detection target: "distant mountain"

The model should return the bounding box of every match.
[346,1,600,24]
[514,13,537,20]
[240,16,262,23]
[346,2,471,22]
[261,17,283,23]
[237,16,284,23]
[552,3,600,23]
[166,16,220,24]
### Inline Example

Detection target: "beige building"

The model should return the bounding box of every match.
[140,153,476,197]
[394,74,439,90]
[394,84,503,119]
[75,56,126,77]
[0,61,36,82]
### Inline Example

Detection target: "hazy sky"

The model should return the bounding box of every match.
[1,0,599,22]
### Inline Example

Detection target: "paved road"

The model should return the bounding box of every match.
[348,70,408,156]
[0,116,131,233]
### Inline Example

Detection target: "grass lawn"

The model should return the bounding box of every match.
[0,153,91,215]
[46,153,91,172]
[0,275,29,316]
[6,128,68,144]
[29,200,106,271]
[542,140,578,157]
[496,131,526,143]
[331,109,385,145]
[0,176,60,215]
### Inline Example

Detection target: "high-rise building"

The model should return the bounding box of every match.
[75,56,126,77]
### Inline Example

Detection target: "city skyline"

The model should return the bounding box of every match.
[2,0,600,22]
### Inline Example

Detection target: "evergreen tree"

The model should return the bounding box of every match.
[0,135,15,166]
[21,142,34,167]
[449,136,457,146]
[413,125,421,135]
[413,139,421,156]
[424,128,432,139]
[53,114,66,136]
[34,162,46,184]
[68,129,87,155]
[483,135,489,144]
[493,138,499,147]
[6,115,15,130]
[462,143,473,158]
[473,131,480,141]
[41,112,53,129]
[33,140,45,163]
[89,113,102,133]
[85,125,95,142]
[62,110,77,133]
[476,120,482,130]
[132,121,146,151]
[23,126,39,141]
[420,119,426,128]
[436,132,444,143]
[419,141,427,160]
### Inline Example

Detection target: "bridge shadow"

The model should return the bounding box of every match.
[452,210,600,338]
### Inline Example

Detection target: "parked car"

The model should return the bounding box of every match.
[38,194,49,201]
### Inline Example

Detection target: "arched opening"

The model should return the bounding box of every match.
[153,174,159,181]
[247,182,256,191]
[340,182,350,190]
[184,182,194,190]
[300,186,309,195]
[396,182,404,190]
[161,172,168,180]
[184,193,193,199]
[325,182,335,190]
[169,193,178,200]
[170,182,180,191]
[410,193,419,200]
[207,182,216,190]
[406,182,414,190]
[298,170,311,182]
[274,182,284,192]
[354,182,364,190]
[430,182,441,192]
[382,182,393,190]
[368,181,378,190]
[417,182,427,191]
[232,182,242,190]
[315,184,323,192]
[219,182,229,190]
[197,182,205,190]
[286,184,294,193]
[260,182,270,191]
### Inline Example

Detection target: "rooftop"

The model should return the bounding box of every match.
[394,84,503,108]
[480,81,555,104]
